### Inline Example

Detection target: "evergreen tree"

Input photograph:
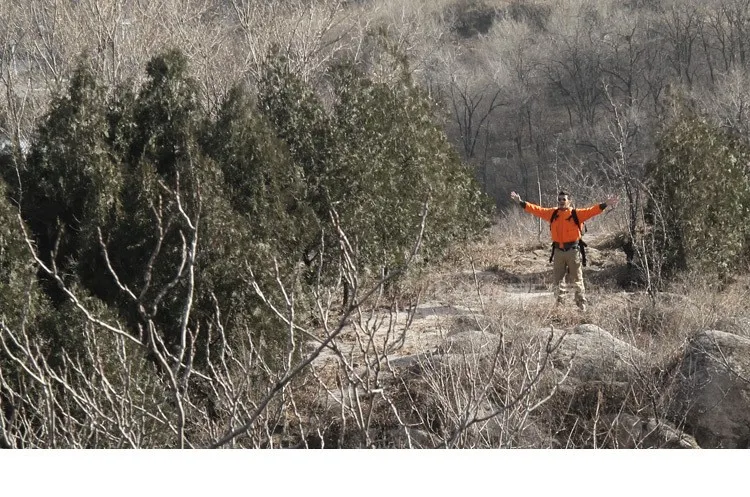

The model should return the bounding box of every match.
[258,51,493,288]
[646,111,750,276]
[104,51,293,363]
[202,84,316,265]
[18,61,122,286]
[0,178,45,337]
[330,59,493,271]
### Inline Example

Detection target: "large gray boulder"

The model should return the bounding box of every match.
[665,329,750,448]
[552,324,647,384]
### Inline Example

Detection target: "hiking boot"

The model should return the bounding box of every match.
[577,301,587,312]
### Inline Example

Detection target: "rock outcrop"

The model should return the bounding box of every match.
[665,329,750,448]
[552,324,647,384]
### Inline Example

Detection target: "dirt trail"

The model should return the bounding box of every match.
[308,229,629,366]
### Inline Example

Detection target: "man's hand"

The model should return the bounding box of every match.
[606,195,619,208]
[510,191,521,203]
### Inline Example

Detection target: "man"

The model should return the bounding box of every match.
[510,190,619,311]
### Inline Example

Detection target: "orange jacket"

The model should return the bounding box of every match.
[522,202,606,247]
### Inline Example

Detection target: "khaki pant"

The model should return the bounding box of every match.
[552,247,586,307]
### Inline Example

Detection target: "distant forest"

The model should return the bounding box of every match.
[4,1,750,206]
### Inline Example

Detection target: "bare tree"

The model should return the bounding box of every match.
[228,0,349,84]
[700,0,750,77]
[702,67,750,136]
[657,1,704,88]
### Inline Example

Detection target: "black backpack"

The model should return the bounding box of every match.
[549,208,588,266]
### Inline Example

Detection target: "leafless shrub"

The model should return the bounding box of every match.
[6,181,721,449]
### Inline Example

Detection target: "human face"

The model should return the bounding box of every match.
[557,195,570,209]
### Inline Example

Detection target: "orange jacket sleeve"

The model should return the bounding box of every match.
[521,201,608,245]
[522,201,556,222]
[574,203,607,222]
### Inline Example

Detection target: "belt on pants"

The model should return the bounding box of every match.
[556,242,579,251]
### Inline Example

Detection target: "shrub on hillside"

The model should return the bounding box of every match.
[1,46,494,447]
[259,50,494,282]
[645,110,750,277]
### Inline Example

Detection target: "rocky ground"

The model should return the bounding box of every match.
[302,219,750,448]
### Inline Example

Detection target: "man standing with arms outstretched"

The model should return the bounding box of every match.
[510,190,619,311]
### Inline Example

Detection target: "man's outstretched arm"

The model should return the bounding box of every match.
[510,191,555,221]
[576,195,620,222]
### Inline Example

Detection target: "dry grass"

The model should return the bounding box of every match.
[398,204,750,371]
[217,207,750,448]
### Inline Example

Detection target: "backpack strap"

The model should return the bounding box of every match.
[570,209,584,235]
[578,239,587,267]
[571,209,588,267]
[550,208,582,233]
[549,208,589,267]
[550,208,560,224]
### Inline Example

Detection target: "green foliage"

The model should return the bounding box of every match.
[6,45,492,426]
[129,49,199,182]
[103,52,289,359]
[257,54,335,224]
[202,84,316,261]
[0,178,117,395]
[448,0,498,38]
[0,178,42,331]
[329,60,492,269]
[646,111,750,276]
[6,50,295,368]
[18,61,122,276]
[2,39,497,446]
[258,51,493,281]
